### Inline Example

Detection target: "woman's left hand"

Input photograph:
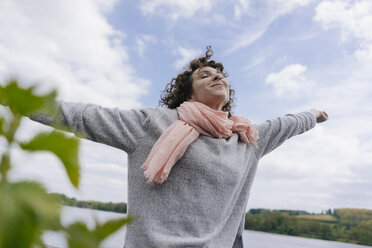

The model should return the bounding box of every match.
[310,108,329,123]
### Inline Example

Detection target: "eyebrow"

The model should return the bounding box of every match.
[192,68,223,79]
[198,69,223,76]
[199,70,211,75]
[199,69,216,73]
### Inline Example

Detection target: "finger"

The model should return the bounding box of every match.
[318,112,328,123]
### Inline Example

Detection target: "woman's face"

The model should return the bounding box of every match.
[190,66,230,111]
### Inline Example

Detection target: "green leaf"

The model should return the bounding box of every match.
[19,130,80,188]
[2,114,22,144]
[65,221,99,248]
[0,110,21,144]
[0,181,61,248]
[94,216,134,240]
[64,216,132,248]
[0,116,4,136]
[0,79,57,116]
[0,153,10,182]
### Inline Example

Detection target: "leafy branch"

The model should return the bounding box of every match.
[0,79,132,248]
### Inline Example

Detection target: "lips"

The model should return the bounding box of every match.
[211,82,224,87]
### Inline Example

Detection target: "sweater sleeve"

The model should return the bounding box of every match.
[30,101,150,154]
[254,111,316,159]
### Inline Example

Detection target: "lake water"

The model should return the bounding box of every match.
[43,206,371,248]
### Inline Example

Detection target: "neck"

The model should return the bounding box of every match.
[192,100,225,112]
[208,103,224,111]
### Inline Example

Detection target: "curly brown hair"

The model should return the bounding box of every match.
[159,46,235,116]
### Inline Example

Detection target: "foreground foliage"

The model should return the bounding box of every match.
[0,80,132,248]
[245,208,372,246]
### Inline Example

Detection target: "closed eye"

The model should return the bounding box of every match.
[199,70,224,79]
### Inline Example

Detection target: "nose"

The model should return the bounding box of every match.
[213,74,223,81]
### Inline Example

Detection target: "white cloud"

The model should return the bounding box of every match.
[255,13,372,210]
[173,46,202,69]
[265,64,313,96]
[91,0,119,12]
[250,71,372,211]
[137,0,315,53]
[314,0,372,62]
[250,109,372,211]
[234,0,251,19]
[135,35,157,58]
[0,0,148,203]
[10,119,129,203]
[0,0,149,108]
[3,0,372,213]
[139,0,214,21]
[243,55,266,71]
[225,28,267,54]
[227,0,317,53]
[272,0,314,11]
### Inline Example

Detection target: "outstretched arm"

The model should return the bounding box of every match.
[255,109,328,159]
[30,101,150,154]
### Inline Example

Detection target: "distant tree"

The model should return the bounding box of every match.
[244,207,372,246]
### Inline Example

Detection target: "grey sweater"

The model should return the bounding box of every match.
[32,102,317,248]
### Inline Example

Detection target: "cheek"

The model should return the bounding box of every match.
[225,83,230,96]
[190,81,201,99]
[191,80,205,96]
[191,82,198,92]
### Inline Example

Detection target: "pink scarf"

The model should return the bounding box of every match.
[141,101,259,184]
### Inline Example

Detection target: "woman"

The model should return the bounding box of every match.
[32,46,328,247]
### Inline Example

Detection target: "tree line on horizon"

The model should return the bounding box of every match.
[53,193,372,246]
[245,208,372,246]
[51,193,128,214]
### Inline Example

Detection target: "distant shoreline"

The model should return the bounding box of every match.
[51,193,127,213]
[52,193,372,246]
[245,208,372,246]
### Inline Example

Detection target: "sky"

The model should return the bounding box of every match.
[0,0,371,213]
